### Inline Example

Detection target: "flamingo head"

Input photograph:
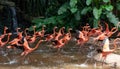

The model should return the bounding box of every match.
[75,30,80,34]
[4,26,8,30]
[42,25,46,28]
[17,28,21,30]
[25,28,29,30]
[75,30,81,39]
[86,23,89,26]
[32,26,36,28]
[53,26,58,32]
[54,26,58,29]
[8,33,12,35]
[62,27,65,29]
[69,28,72,31]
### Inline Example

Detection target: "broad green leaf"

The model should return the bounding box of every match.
[32,18,43,24]
[100,5,105,9]
[93,7,102,19]
[81,7,91,15]
[58,3,69,15]
[106,12,119,26]
[104,5,113,11]
[93,19,99,28]
[58,7,67,15]
[74,11,80,20]
[44,17,56,24]
[116,3,120,10]
[70,7,77,13]
[86,0,92,6]
[70,0,77,7]
[103,0,110,3]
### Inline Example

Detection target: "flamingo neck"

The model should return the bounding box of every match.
[111,38,118,52]
[110,27,118,34]
[41,26,44,32]
[68,29,72,38]
[4,30,6,35]
[32,40,43,50]
[79,31,84,38]
[53,27,57,35]
[61,28,65,35]
[98,21,102,31]
[5,35,11,44]
[24,29,28,37]
[105,23,109,33]
[16,28,20,34]
[33,27,36,35]
[58,27,64,34]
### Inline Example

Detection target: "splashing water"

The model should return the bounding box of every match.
[3,59,17,64]
[0,49,11,62]
[5,56,11,62]
[87,50,96,58]
[9,59,17,64]
[79,59,89,67]
[2,55,20,64]
[78,46,96,68]
[74,64,87,67]
[0,50,8,56]
[24,59,29,64]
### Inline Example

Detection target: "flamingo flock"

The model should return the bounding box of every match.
[0,22,120,66]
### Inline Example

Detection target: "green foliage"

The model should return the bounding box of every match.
[58,2,69,15]
[70,0,77,7]
[3,0,120,32]
[70,7,78,13]
[30,0,120,32]
[31,15,65,32]
[79,0,119,28]
[106,12,119,26]
[116,2,120,10]
[104,4,113,11]
[93,19,99,28]
[74,11,80,20]
[103,0,110,3]
[86,0,92,6]
[69,0,78,13]
[81,7,91,15]
[93,7,102,19]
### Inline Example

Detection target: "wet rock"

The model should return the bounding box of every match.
[94,53,120,67]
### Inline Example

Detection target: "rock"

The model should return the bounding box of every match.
[94,53,120,66]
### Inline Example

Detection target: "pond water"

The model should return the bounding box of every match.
[0,53,111,69]
[0,37,119,69]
